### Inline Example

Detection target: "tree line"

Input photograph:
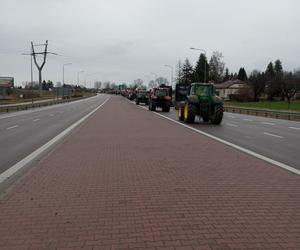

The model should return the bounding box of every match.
[176,52,300,102]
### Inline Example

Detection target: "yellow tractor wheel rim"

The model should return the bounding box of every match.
[184,104,188,120]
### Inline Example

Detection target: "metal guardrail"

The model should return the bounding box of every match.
[224,106,300,121]
[0,96,93,113]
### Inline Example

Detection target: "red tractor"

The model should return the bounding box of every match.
[148,84,172,112]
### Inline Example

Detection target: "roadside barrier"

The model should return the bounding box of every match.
[224,106,300,121]
[0,95,95,113]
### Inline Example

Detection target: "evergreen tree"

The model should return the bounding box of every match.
[274,59,283,74]
[223,68,230,82]
[249,70,265,101]
[265,62,275,79]
[237,67,248,81]
[182,58,194,85]
[194,53,209,82]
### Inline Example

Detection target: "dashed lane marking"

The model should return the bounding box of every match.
[226,123,238,127]
[243,118,253,122]
[289,127,300,130]
[263,132,283,138]
[6,125,19,130]
[33,119,40,122]
[262,122,275,126]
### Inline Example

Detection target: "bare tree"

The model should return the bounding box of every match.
[209,51,225,83]
[282,71,300,108]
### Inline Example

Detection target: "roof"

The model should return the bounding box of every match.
[215,80,249,89]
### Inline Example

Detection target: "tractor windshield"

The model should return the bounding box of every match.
[194,85,211,96]
[155,89,167,97]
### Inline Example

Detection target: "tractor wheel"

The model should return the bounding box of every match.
[211,105,223,124]
[150,102,156,111]
[202,114,209,122]
[178,105,184,121]
[184,103,196,123]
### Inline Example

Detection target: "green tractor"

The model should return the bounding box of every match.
[135,88,149,105]
[178,83,223,124]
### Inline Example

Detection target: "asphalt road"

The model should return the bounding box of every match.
[153,106,300,169]
[0,94,109,175]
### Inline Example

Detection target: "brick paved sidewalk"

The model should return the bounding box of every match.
[0,96,299,250]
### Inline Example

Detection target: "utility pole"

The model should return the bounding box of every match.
[31,40,58,96]
[22,47,34,104]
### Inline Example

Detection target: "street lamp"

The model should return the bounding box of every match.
[63,63,72,85]
[190,47,207,82]
[164,65,174,87]
[77,70,84,85]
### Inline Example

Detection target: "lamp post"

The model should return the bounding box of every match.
[164,65,174,87]
[77,70,84,85]
[190,47,207,82]
[63,63,72,86]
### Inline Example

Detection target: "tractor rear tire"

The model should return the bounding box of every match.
[178,105,184,121]
[184,103,196,123]
[150,102,156,111]
[202,114,209,122]
[211,105,223,124]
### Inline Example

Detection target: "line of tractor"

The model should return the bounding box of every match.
[121,83,224,125]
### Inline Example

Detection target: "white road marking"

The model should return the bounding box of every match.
[33,118,40,122]
[6,125,19,130]
[130,100,300,176]
[0,97,110,184]
[243,118,253,122]
[289,127,300,130]
[228,115,236,118]
[49,114,54,117]
[226,123,238,127]
[262,122,275,126]
[263,132,283,138]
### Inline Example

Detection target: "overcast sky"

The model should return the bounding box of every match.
[1,0,300,87]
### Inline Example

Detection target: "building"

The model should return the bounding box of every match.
[215,80,253,100]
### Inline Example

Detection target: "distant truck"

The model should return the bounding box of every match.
[0,77,14,88]
[148,84,172,112]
